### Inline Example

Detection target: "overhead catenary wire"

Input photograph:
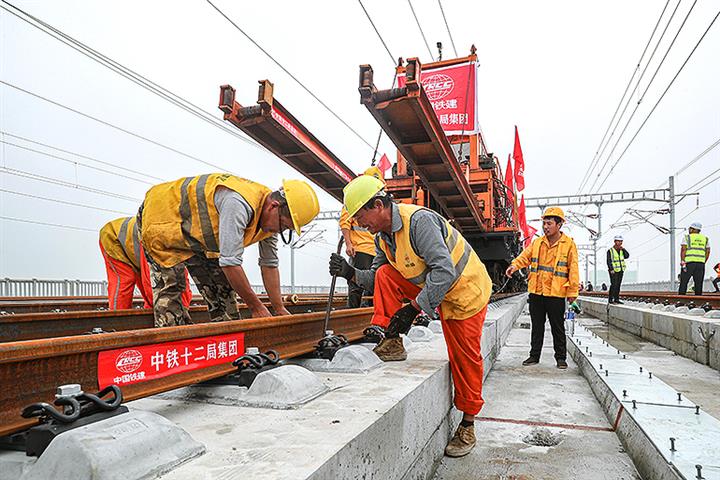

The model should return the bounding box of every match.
[407,0,435,61]
[590,2,718,195]
[0,216,98,233]
[0,188,134,216]
[0,80,230,172]
[586,0,693,194]
[437,0,459,57]
[0,1,264,154]
[205,0,375,150]
[576,0,672,194]
[357,0,396,66]
[1,131,166,182]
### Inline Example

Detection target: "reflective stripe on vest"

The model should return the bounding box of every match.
[377,203,492,320]
[684,233,708,263]
[527,234,574,293]
[609,248,626,272]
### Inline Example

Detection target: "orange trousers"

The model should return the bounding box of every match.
[372,264,487,415]
[100,243,192,310]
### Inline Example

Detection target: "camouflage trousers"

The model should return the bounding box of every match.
[147,255,240,328]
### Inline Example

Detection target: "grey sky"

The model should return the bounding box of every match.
[1,0,718,286]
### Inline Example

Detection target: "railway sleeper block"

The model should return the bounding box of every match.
[0,409,204,480]
[292,345,382,374]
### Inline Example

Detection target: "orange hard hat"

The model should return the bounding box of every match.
[541,206,565,221]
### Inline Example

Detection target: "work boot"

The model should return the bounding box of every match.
[556,359,568,369]
[522,357,539,366]
[444,424,476,457]
[373,337,407,361]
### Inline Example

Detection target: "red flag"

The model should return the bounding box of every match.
[518,195,528,233]
[513,126,525,191]
[377,153,391,176]
[504,153,514,203]
[524,224,537,248]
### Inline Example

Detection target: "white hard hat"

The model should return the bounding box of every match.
[690,222,702,230]
[614,235,624,241]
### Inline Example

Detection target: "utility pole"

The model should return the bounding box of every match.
[669,176,676,291]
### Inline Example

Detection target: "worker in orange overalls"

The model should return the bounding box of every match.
[329,176,492,458]
[338,167,383,308]
[506,207,579,369]
[99,216,192,310]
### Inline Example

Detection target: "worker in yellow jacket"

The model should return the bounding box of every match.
[138,174,319,327]
[338,167,383,307]
[506,207,579,369]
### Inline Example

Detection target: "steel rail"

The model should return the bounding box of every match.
[0,298,349,342]
[580,291,720,309]
[0,307,372,437]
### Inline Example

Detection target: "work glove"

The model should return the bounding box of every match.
[386,302,420,338]
[329,253,355,280]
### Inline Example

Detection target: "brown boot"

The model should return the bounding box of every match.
[444,424,476,457]
[373,337,407,361]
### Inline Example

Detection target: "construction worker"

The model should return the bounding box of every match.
[329,175,493,458]
[138,174,319,327]
[712,262,720,293]
[99,217,193,310]
[679,222,710,295]
[339,166,383,308]
[505,207,579,369]
[606,235,629,304]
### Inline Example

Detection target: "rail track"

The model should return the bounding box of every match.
[580,290,720,309]
[0,292,522,437]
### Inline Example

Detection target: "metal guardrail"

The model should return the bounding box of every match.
[0,278,346,297]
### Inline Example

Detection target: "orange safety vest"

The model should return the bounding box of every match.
[527,234,575,298]
[339,207,376,256]
[141,174,273,267]
[99,216,143,271]
[377,204,492,319]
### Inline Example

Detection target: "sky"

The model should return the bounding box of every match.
[1,0,719,287]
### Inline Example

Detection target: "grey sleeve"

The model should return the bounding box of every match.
[353,237,388,292]
[258,234,279,268]
[409,212,456,315]
[622,248,629,259]
[215,188,254,267]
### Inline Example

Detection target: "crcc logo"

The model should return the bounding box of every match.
[422,73,454,100]
[116,349,143,373]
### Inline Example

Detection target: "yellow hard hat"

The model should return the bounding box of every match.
[282,179,319,234]
[343,175,385,217]
[363,166,384,182]
[542,206,565,221]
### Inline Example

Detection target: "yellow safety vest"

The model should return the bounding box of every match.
[527,234,574,297]
[377,204,492,320]
[609,248,626,273]
[684,233,708,263]
[141,174,273,267]
[339,207,376,256]
[99,216,143,271]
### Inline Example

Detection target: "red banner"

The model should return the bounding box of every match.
[513,126,525,191]
[97,333,245,389]
[398,61,478,135]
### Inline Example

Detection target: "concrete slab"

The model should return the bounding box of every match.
[433,318,640,480]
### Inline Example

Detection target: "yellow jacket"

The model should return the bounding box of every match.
[339,207,376,256]
[99,217,143,271]
[512,233,579,298]
[377,204,492,319]
[141,174,273,267]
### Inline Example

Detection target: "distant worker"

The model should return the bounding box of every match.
[601,282,607,291]
[606,235,629,304]
[586,282,594,292]
[713,262,720,293]
[329,175,493,458]
[339,167,383,307]
[679,222,710,295]
[138,174,319,327]
[506,207,579,370]
[99,216,192,310]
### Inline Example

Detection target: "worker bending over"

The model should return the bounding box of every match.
[99,216,192,310]
[329,176,492,458]
[606,235,629,304]
[506,207,579,369]
[713,262,720,293]
[679,222,710,295]
[339,167,383,308]
[138,174,319,327]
